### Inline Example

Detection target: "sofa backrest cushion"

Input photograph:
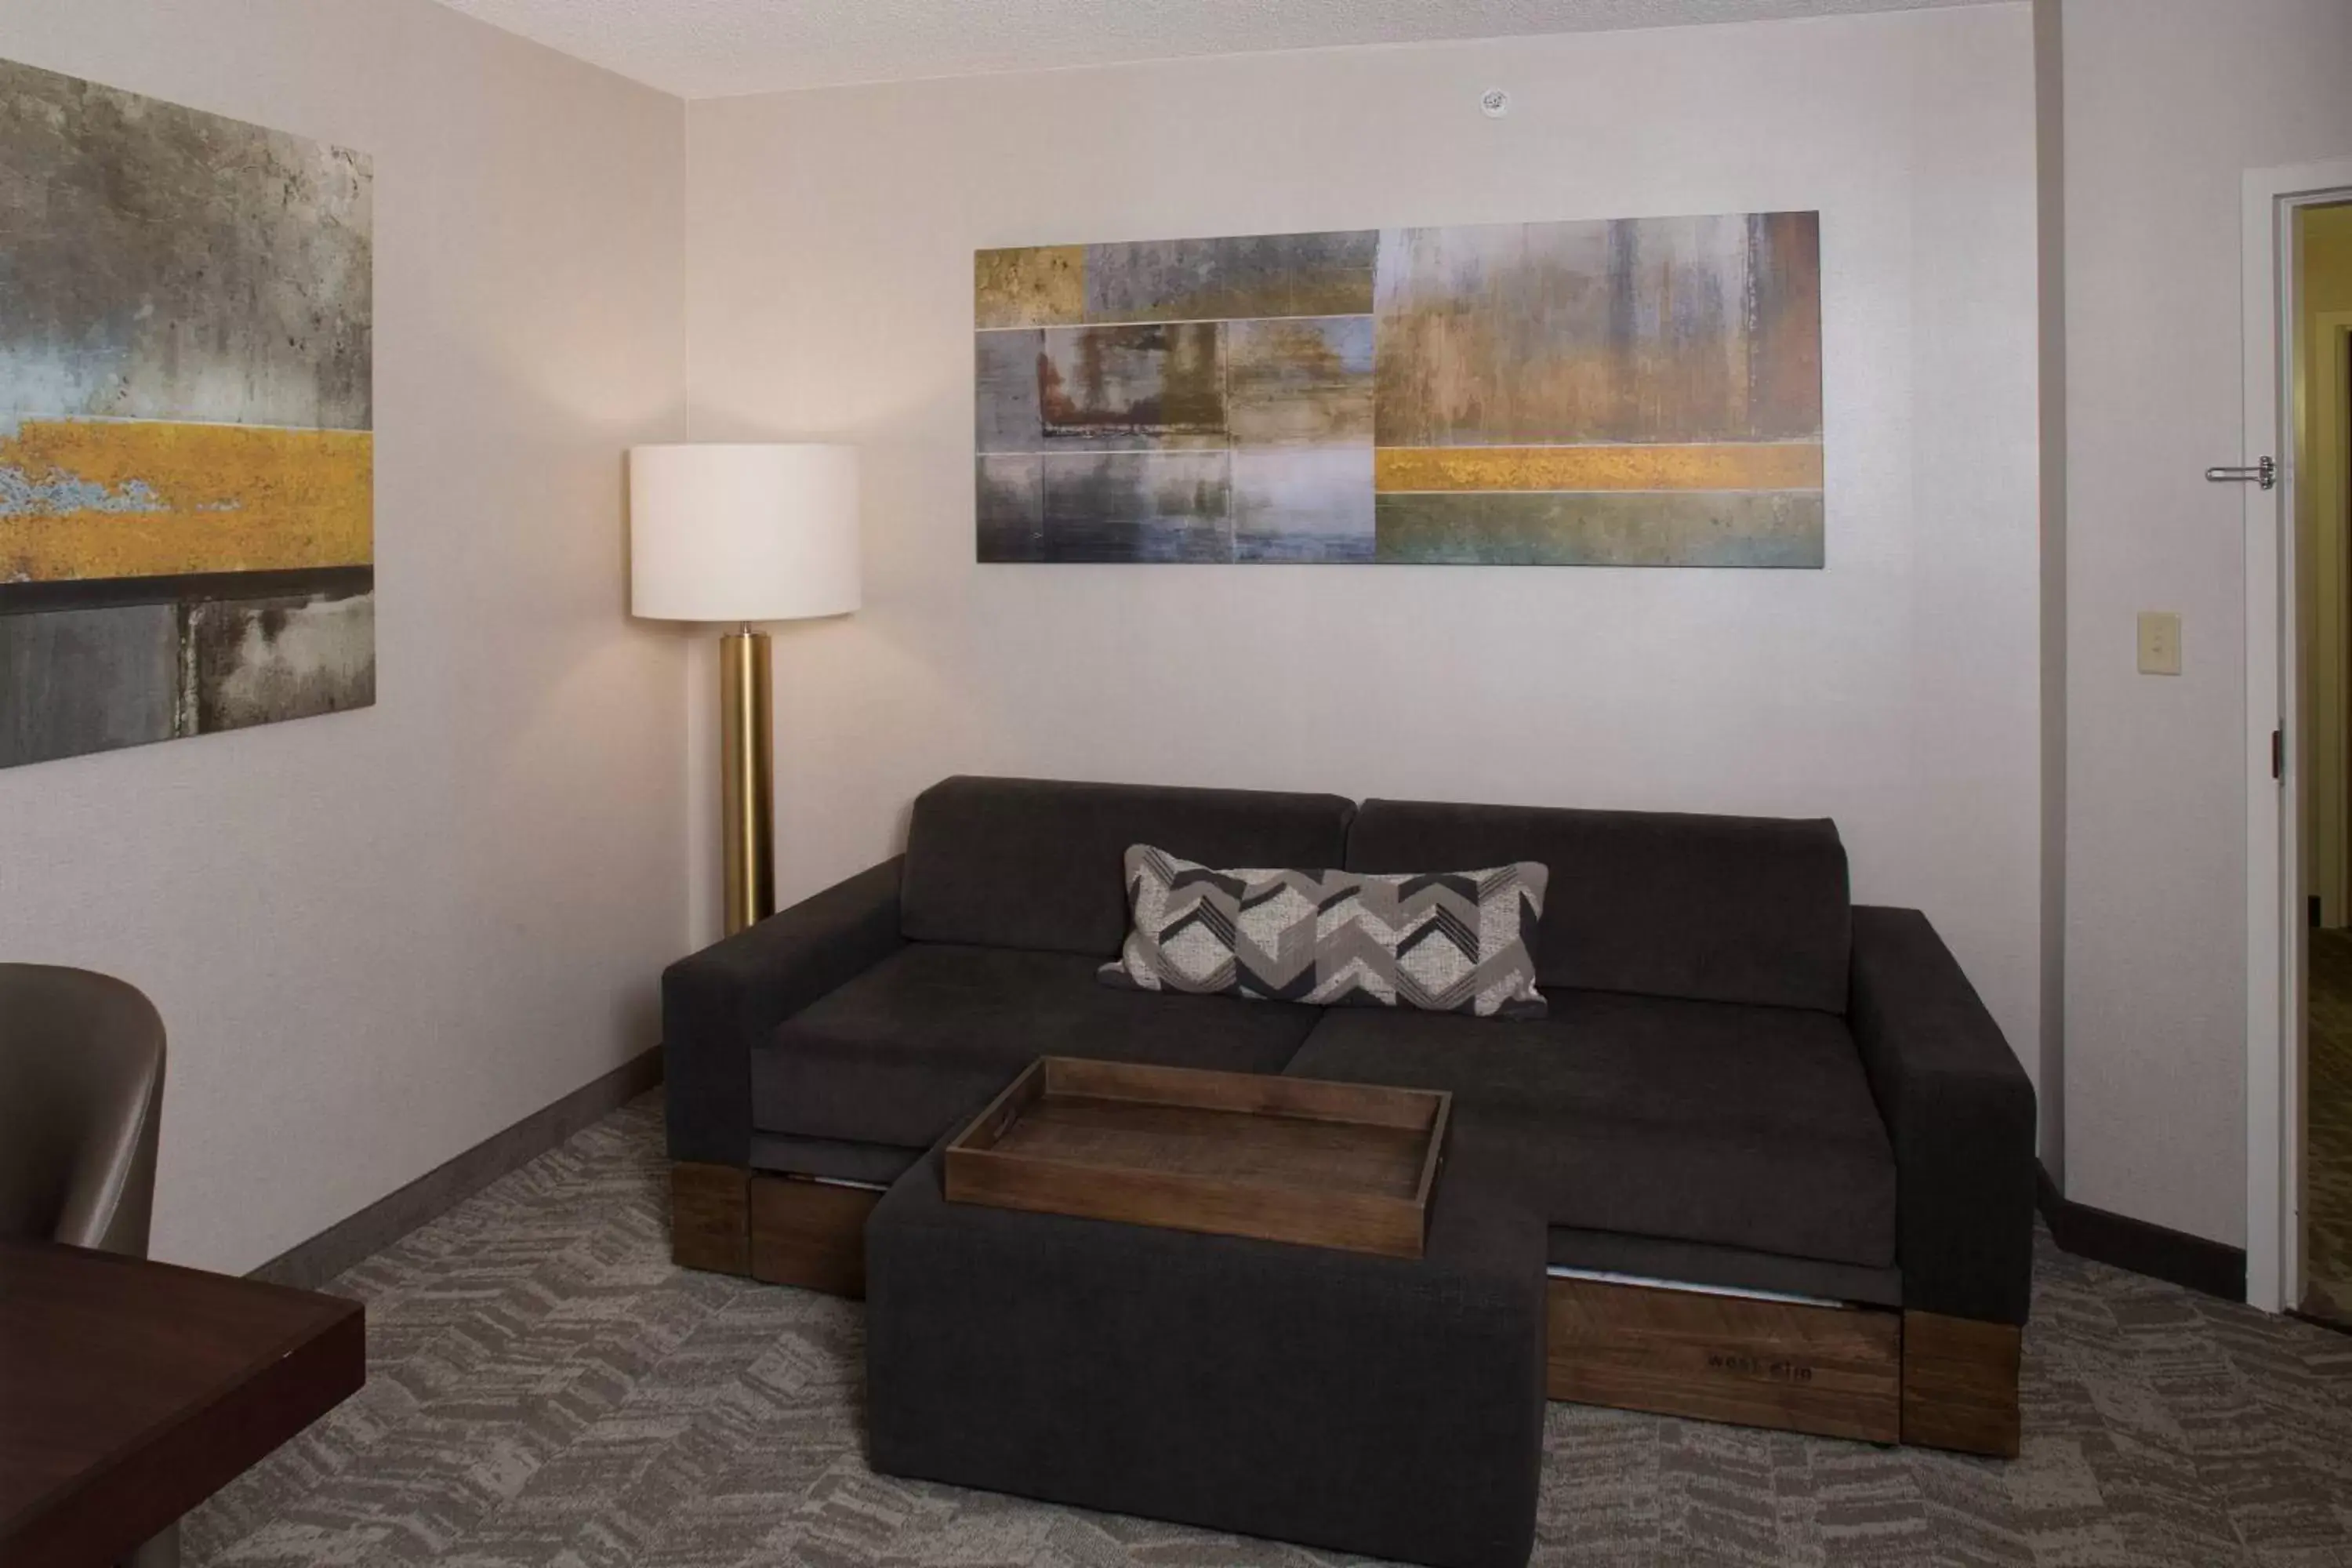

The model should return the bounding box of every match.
[901,776,1356,957]
[1347,799,1851,1013]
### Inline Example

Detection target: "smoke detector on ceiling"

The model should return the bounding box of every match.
[1480,88,1511,118]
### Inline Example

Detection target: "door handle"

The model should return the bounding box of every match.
[2205,457,2276,491]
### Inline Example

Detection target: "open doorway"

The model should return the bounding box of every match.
[2302,199,2352,1330]
[2247,158,2352,1320]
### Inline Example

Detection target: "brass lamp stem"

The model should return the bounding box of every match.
[719,626,775,935]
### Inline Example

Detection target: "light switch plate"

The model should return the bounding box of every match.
[2138,612,2182,676]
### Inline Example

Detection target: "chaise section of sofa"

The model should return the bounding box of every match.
[1290,796,2035,1453]
[1306,797,1892,1290]
[1281,993,1900,1282]
[1306,799,1906,1283]
[660,773,2037,1457]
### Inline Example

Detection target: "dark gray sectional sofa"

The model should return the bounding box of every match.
[664,774,2038,1453]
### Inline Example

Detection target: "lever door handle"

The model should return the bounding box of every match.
[2205,457,2276,490]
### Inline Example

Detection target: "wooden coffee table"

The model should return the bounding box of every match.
[0,1238,366,1568]
[944,1055,1451,1256]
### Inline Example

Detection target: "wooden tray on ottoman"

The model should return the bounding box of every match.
[943,1057,1450,1258]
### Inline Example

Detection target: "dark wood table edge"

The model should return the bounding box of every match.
[1,1240,368,1568]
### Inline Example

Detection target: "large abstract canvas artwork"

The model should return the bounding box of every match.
[975,212,1821,567]
[1,58,373,769]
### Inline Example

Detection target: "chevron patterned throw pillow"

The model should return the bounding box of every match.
[1099,844,1549,1018]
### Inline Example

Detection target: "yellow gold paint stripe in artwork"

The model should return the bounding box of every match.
[0,418,372,583]
[1374,443,1824,495]
[975,245,1087,328]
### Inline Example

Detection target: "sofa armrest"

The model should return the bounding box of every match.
[662,856,907,1166]
[1848,906,2038,1325]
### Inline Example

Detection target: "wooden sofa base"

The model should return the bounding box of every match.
[1545,1276,1904,1443]
[670,1163,881,1298]
[670,1163,2020,1456]
[1543,1279,2021,1456]
[1899,1308,2024,1457]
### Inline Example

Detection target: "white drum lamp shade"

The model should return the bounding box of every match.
[630,443,860,622]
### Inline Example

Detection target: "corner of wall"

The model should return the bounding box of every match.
[2033,0,2068,1184]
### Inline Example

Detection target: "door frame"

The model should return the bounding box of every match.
[2244,158,2352,1316]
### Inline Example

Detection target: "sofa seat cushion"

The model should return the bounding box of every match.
[752,942,1322,1150]
[1283,991,1896,1269]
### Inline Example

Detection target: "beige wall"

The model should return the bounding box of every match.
[681,8,2046,1086]
[0,2,690,1272]
[2034,0,2071,1179]
[4,0,2335,1274]
[2057,0,2352,1245]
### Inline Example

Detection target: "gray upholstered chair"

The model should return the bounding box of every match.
[0,962,176,1568]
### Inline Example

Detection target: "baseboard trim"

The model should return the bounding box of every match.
[251,1046,664,1292]
[2036,1163,2246,1303]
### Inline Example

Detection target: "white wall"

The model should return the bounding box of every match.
[2034,0,2069,1181]
[682,9,2045,1080]
[2057,0,2352,1246]
[5,0,2332,1272]
[0,1,689,1272]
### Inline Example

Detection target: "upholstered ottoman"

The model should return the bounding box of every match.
[864,1145,1546,1568]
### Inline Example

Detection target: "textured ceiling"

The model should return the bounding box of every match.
[430,0,1999,99]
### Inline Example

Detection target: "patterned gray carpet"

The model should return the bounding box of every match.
[186,1094,2352,1568]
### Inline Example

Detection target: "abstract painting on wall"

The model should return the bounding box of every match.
[1,58,373,769]
[975,212,1821,567]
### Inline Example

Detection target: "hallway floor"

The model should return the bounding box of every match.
[2309,930,2352,1329]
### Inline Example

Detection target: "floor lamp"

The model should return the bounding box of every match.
[630,444,860,936]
